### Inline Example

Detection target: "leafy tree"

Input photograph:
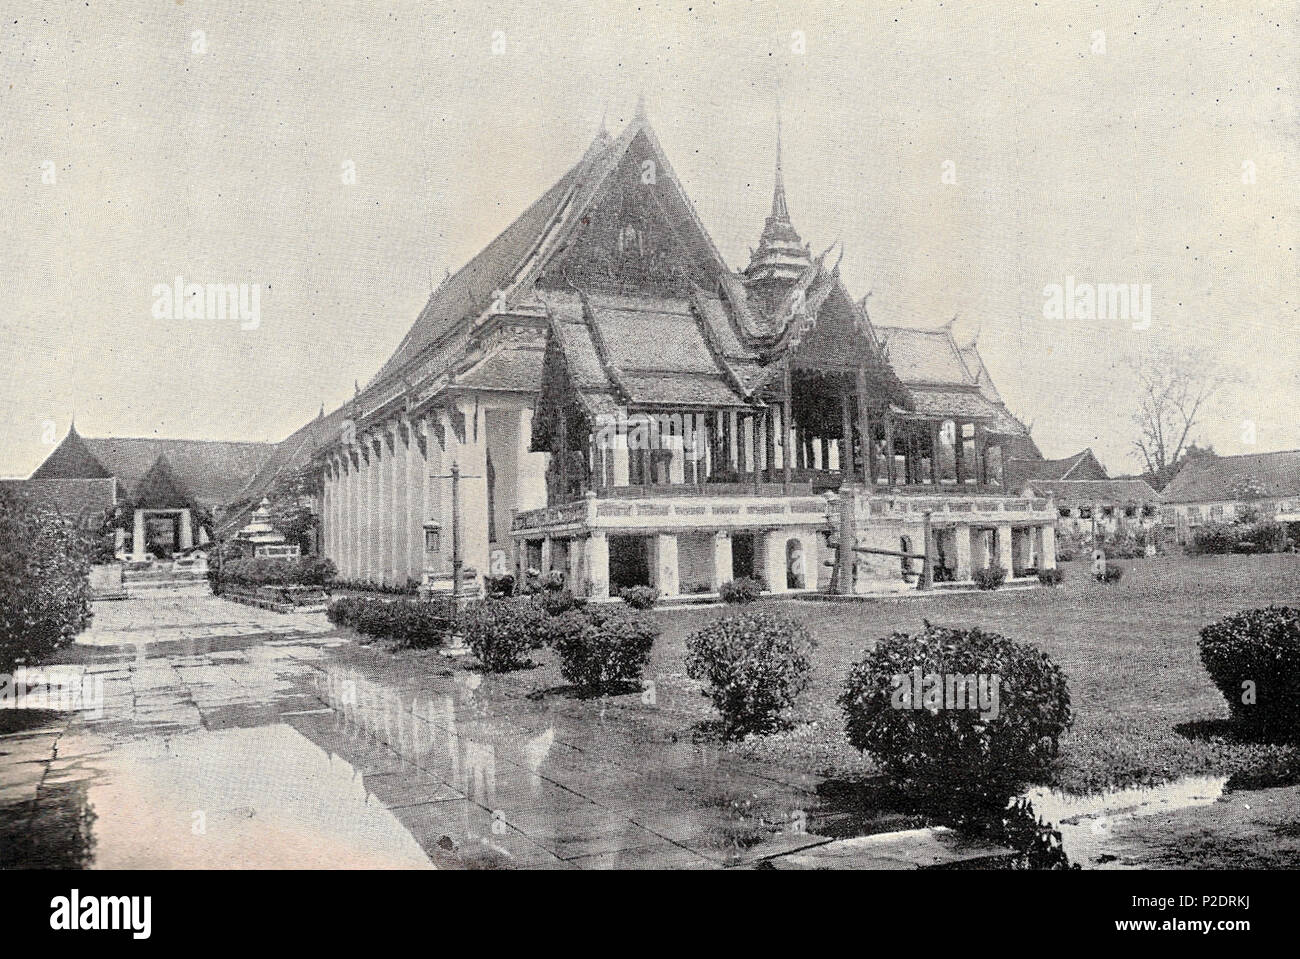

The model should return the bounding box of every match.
[0,491,94,673]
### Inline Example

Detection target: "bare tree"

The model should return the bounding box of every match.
[1129,347,1231,476]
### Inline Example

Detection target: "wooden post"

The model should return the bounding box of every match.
[451,462,462,602]
[884,417,896,486]
[840,393,854,479]
[920,510,933,590]
[764,409,775,483]
[955,420,967,485]
[930,422,941,486]
[856,367,872,486]
[782,362,793,491]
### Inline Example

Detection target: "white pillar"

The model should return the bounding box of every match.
[364,440,377,582]
[587,532,610,599]
[458,400,491,585]
[655,533,680,597]
[955,526,973,580]
[612,436,630,487]
[389,422,405,586]
[711,530,733,591]
[179,509,193,550]
[996,524,1014,573]
[1041,524,1057,570]
[406,422,422,582]
[132,509,145,561]
[762,531,787,593]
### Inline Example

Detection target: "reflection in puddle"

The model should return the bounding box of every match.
[1025,775,1230,867]
[25,725,433,869]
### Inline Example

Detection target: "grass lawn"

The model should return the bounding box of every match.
[637,551,1300,794]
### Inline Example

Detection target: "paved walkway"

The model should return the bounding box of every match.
[2,591,840,869]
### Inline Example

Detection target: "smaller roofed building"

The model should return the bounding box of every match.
[1008,447,1162,538]
[1158,449,1300,543]
[15,425,273,560]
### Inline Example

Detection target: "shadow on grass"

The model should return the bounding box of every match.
[526,679,644,701]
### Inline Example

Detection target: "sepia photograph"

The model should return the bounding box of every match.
[0,0,1294,938]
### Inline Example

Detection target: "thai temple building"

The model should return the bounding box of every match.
[308,106,1059,598]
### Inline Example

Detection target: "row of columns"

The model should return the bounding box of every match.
[323,401,542,588]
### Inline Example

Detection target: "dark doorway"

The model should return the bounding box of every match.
[731,533,756,580]
[609,535,650,590]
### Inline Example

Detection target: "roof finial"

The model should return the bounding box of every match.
[770,92,789,221]
[634,91,647,121]
[354,380,360,397]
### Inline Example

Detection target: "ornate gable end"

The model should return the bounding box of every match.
[537,131,716,298]
[787,291,874,372]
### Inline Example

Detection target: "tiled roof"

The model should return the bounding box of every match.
[1159,449,1300,504]
[33,431,273,509]
[455,348,545,392]
[901,386,1000,420]
[1027,479,1161,506]
[876,325,975,385]
[0,478,117,523]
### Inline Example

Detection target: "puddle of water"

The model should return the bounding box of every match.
[1025,775,1229,868]
[25,725,434,869]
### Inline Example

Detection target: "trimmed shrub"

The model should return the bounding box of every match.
[1095,565,1123,584]
[719,577,763,605]
[620,586,659,610]
[0,493,94,673]
[484,573,515,597]
[1037,568,1065,587]
[549,605,658,692]
[1199,606,1300,740]
[684,609,814,737]
[972,565,1007,590]
[839,623,1072,799]
[326,596,449,648]
[460,598,548,671]
[537,588,580,617]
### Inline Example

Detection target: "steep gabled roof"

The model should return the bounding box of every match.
[32,430,272,508]
[1159,449,1300,504]
[361,113,733,413]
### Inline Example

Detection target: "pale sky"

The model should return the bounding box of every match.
[1,0,1296,478]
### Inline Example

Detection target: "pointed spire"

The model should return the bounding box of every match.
[318,402,325,420]
[744,96,811,287]
[634,91,647,121]
[770,100,789,221]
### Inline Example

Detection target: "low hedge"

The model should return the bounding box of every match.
[1037,568,1065,587]
[718,577,763,605]
[1199,606,1300,740]
[620,586,659,610]
[1189,521,1289,555]
[972,565,1007,590]
[220,556,336,588]
[326,596,449,648]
